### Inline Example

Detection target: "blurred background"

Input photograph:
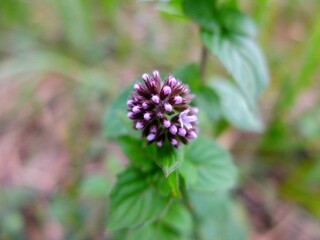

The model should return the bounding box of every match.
[0,0,320,239]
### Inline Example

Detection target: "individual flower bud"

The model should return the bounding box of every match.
[178,128,187,136]
[170,138,178,146]
[163,119,171,128]
[163,86,171,95]
[187,131,197,139]
[157,140,163,147]
[153,70,160,80]
[173,96,183,104]
[127,71,198,147]
[135,121,144,129]
[127,112,135,119]
[147,133,156,142]
[144,112,152,121]
[127,100,135,107]
[132,106,141,113]
[164,103,173,112]
[169,124,178,135]
[142,73,150,82]
[142,101,149,109]
[151,95,160,104]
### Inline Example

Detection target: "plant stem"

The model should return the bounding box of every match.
[199,45,208,83]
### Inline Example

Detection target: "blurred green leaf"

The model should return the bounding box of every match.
[181,139,237,192]
[80,175,110,199]
[157,0,185,18]
[195,86,221,122]
[127,201,193,240]
[103,85,132,140]
[281,159,320,218]
[201,30,268,103]
[182,0,219,32]
[108,168,171,231]
[172,63,201,91]
[173,64,221,123]
[190,192,248,240]
[275,14,320,115]
[218,8,256,37]
[53,0,92,51]
[210,80,263,132]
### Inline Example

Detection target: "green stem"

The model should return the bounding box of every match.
[199,45,208,83]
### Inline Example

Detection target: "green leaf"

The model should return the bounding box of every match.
[218,8,256,38]
[119,136,156,172]
[103,85,132,140]
[166,171,181,198]
[80,174,110,199]
[155,143,184,177]
[181,138,237,192]
[173,64,221,123]
[210,80,263,132]
[157,0,185,18]
[54,0,92,51]
[108,168,171,231]
[201,30,268,102]
[190,192,248,240]
[172,63,201,91]
[127,201,193,240]
[182,0,219,32]
[195,86,221,122]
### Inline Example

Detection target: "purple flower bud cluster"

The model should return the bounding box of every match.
[127,70,198,148]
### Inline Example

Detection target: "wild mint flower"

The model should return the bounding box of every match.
[127,70,198,148]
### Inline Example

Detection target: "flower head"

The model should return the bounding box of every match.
[127,70,198,148]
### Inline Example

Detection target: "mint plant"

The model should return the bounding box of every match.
[104,1,268,239]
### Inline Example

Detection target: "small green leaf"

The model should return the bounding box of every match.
[103,85,132,140]
[201,30,268,102]
[127,201,193,240]
[108,168,171,231]
[181,138,237,192]
[119,136,156,172]
[155,143,184,177]
[166,171,181,198]
[210,80,263,132]
[190,192,248,240]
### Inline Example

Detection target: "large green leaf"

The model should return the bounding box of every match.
[218,8,256,38]
[181,139,237,192]
[118,136,156,172]
[195,86,221,122]
[201,30,268,102]
[210,80,263,132]
[190,192,248,240]
[103,85,132,140]
[127,201,193,240]
[108,168,171,231]
[182,0,219,32]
